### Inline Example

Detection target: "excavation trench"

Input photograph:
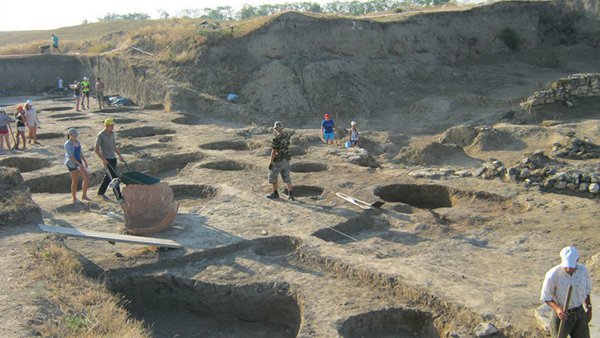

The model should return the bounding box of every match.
[117,126,175,138]
[284,185,324,197]
[312,215,391,244]
[199,140,249,151]
[0,157,51,173]
[339,307,440,338]
[289,162,328,172]
[374,183,512,209]
[374,184,453,209]
[199,160,253,171]
[108,276,302,338]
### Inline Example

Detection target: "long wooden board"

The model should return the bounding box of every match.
[38,224,183,249]
[335,192,372,210]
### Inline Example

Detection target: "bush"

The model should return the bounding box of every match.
[500,28,520,50]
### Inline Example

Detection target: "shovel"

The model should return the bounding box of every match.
[8,123,17,150]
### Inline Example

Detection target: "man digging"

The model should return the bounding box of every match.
[266,121,294,201]
[95,118,124,203]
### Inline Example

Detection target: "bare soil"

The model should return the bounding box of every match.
[2,2,600,337]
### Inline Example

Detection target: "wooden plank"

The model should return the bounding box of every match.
[336,192,385,209]
[38,224,183,249]
[335,192,372,210]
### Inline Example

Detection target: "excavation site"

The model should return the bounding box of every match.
[1,0,600,337]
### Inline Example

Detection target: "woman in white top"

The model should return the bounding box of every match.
[348,121,360,148]
[23,100,40,145]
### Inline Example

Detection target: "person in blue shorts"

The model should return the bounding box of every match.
[321,113,335,145]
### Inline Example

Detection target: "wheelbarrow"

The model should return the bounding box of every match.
[119,161,162,186]
[111,161,178,235]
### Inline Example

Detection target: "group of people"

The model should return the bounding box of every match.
[0,100,41,153]
[64,118,124,203]
[320,113,360,147]
[69,77,106,111]
[266,114,360,202]
[269,119,591,338]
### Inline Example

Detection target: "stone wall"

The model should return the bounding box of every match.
[520,73,600,110]
[475,150,600,197]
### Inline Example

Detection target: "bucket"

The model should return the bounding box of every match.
[345,141,351,148]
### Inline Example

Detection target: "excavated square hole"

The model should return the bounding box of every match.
[290,162,328,172]
[312,215,391,244]
[199,160,253,171]
[118,127,175,138]
[374,184,453,209]
[108,276,302,338]
[199,141,249,151]
[171,184,217,199]
[339,307,440,338]
[283,185,324,198]
[0,157,51,173]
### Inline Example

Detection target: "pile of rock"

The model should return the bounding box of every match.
[520,73,600,110]
[551,136,600,160]
[327,147,379,168]
[474,150,600,195]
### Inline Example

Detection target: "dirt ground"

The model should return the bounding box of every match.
[0,87,599,338]
[2,2,600,336]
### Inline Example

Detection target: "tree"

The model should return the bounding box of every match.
[157,9,170,19]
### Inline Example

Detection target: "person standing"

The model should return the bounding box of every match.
[348,120,360,148]
[23,100,40,145]
[95,77,105,109]
[70,81,82,111]
[266,121,294,201]
[51,33,61,53]
[0,108,14,153]
[321,113,335,145]
[94,118,124,202]
[81,77,90,109]
[14,106,27,150]
[541,246,592,338]
[64,128,90,203]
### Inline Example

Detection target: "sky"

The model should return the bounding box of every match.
[0,0,333,32]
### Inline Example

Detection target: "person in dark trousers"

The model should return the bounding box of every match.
[266,121,294,201]
[541,246,592,338]
[51,33,61,53]
[95,118,124,202]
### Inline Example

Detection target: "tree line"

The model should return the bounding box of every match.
[97,0,453,22]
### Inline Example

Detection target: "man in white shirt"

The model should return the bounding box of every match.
[541,246,592,338]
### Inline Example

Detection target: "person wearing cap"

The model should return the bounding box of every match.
[23,100,40,145]
[51,33,61,53]
[267,121,294,201]
[81,77,91,109]
[348,121,360,148]
[321,113,335,145]
[14,106,27,150]
[64,128,90,203]
[0,108,14,153]
[70,81,82,111]
[541,246,592,338]
[95,77,105,109]
[95,118,124,202]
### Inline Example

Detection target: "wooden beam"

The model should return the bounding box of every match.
[38,224,183,249]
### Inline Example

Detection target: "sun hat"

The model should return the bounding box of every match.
[273,121,283,130]
[25,100,32,106]
[351,121,357,125]
[104,118,115,125]
[68,128,79,136]
[324,114,330,119]
[83,77,88,80]
[560,246,579,268]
